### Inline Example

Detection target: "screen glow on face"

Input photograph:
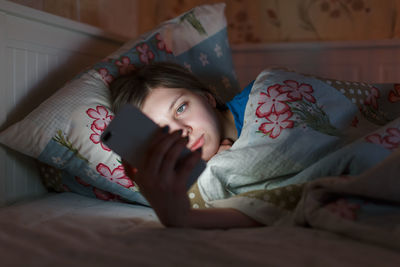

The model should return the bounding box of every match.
[142,87,221,161]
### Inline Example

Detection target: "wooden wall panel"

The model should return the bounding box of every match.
[232,40,400,89]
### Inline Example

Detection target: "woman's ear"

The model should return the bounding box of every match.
[204,92,217,108]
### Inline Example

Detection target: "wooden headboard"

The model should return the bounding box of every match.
[1,0,400,206]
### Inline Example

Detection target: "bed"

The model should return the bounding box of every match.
[1,1,400,266]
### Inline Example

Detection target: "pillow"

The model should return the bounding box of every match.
[0,3,240,205]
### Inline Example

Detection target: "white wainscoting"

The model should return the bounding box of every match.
[0,1,124,206]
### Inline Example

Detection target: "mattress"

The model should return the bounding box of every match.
[1,192,399,266]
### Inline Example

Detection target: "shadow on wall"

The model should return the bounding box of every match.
[1,38,122,132]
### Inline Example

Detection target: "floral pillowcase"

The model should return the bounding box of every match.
[0,3,240,205]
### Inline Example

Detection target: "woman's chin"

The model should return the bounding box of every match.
[201,147,219,161]
[200,151,208,161]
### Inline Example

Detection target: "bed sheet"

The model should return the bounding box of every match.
[1,192,400,267]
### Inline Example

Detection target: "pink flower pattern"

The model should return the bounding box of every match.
[115,56,135,75]
[96,163,134,189]
[75,176,91,187]
[388,84,400,103]
[325,198,360,221]
[364,86,380,109]
[365,132,397,150]
[98,68,114,85]
[259,111,294,138]
[62,184,71,192]
[89,124,111,151]
[384,128,400,147]
[155,33,172,54]
[351,116,359,128]
[254,80,326,139]
[93,188,121,202]
[86,106,113,131]
[280,80,316,103]
[256,84,291,117]
[136,43,155,64]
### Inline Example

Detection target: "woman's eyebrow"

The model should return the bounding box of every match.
[169,93,184,111]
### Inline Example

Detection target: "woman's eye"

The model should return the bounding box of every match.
[176,103,187,115]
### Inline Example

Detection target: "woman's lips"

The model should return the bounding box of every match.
[190,135,204,151]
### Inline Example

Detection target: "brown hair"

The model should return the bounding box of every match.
[109,62,226,113]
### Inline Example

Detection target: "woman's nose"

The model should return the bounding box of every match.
[168,123,191,137]
[182,126,192,137]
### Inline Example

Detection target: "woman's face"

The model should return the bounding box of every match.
[141,87,222,161]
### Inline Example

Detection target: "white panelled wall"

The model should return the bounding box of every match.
[0,0,124,206]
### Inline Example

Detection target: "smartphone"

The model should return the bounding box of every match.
[101,104,206,190]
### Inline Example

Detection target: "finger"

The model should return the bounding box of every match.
[217,144,231,154]
[144,129,183,174]
[130,126,167,175]
[122,160,134,177]
[220,138,233,146]
[140,126,172,171]
[175,149,202,189]
[147,125,170,149]
[159,136,189,181]
[122,159,140,184]
[137,129,182,189]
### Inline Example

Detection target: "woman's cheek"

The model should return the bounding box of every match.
[203,139,220,161]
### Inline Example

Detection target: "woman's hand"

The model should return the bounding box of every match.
[123,128,261,229]
[217,138,234,154]
[123,127,202,227]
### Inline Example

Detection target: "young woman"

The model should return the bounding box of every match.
[109,62,394,229]
[110,62,261,228]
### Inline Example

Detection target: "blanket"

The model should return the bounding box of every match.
[195,69,400,249]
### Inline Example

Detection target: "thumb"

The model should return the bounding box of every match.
[176,150,202,188]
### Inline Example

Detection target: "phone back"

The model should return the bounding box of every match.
[101,104,205,189]
[101,104,159,167]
